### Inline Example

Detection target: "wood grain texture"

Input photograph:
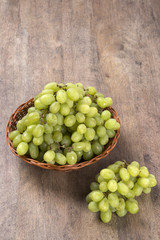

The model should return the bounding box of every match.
[0,0,160,239]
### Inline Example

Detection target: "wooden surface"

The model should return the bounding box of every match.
[0,0,160,239]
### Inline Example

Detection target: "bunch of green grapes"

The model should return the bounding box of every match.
[9,82,120,165]
[86,160,157,223]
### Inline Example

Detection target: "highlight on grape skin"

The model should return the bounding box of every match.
[86,160,157,223]
[9,82,120,165]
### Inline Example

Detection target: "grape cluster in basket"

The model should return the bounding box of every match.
[9,82,120,165]
[86,160,157,223]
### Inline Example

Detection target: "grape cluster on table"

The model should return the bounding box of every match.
[86,160,157,223]
[9,82,120,165]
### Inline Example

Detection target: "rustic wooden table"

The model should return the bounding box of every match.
[0,0,160,239]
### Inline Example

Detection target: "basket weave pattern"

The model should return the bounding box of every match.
[6,98,120,171]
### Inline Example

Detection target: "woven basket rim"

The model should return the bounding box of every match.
[6,98,120,171]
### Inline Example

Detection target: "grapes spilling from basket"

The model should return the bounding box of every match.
[9,82,120,165]
[86,160,157,223]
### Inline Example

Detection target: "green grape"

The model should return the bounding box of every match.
[33,136,43,146]
[93,134,99,141]
[60,103,70,116]
[88,201,99,213]
[105,97,113,107]
[92,142,103,155]
[75,83,83,88]
[17,120,26,133]
[90,182,99,191]
[36,151,44,162]
[82,140,91,152]
[61,135,71,147]
[46,113,58,126]
[13,134,22,147]
[75,150,83,162]
[108,193,119,208]
[77,124,87,134]
[44,150,55,163]
[100,209,112,223]
[22,131,32,143]
[49,102,60,113]
[28,107,36,113]
[107,180,118,192]
[86,193,92,203]
[44,124,53,134]
[101,110,111,121]
[94,114,104,126]
[124,180,134,189]
[99,181,108,192]
[55,153,66,165]
[127,165,139,177]
[125,189,135,199]
[116,198,125,211]
[53,125,62,132]
[84,128,95,141]
[132,183,143,196]
[68,122,79,132]
[71,131,83,142]
[95,174,105,183]
[95,92,104,98]
[109,206,117,212]
[119,168,130,181]
[29,142,39,159]
[125,199,139,214]
[9,130,20,141]
[44,133,54,145]
[48,142,59,151]
[116,209,127,217]
[39,142,48,152]
[106,129,115,138]
[76,112,85,123]
[41,89,54,95]
[44,82,58,91]
[117,181,129,195]
[90,190,104,202]
[137,177,150,188]
[100,169,115,180]
[131,161,140,168]
[24,112,40,126]
[96,126,107,137]
[99,135,109,145]
[66,98,74,108]
[64,115,76,127]
[40,94,55,105]
[72,142,85,151]
[34,98,48,110]
[53,131,63,142]
[27,125,36,133]
[139,166,149,178]
[86,86,97,95]
[99,198,109,212]
[105,119,120,130]
[83,149,94,160]
[55,113,64,125]
[56,89,67,104]
[61,125,67,135]
[86,107,98,117]
[107,163,122,174]
[32,124,44,137]
[130,176,137,183]
[143,187,151,194]
[66,151,77,165]
[17,142,29,155]
[67,88,79,101]
[77,104,90,114]
[82,96,92,105]
[97,97,108,108]
[69,108,75,115]
[148,174,157,187]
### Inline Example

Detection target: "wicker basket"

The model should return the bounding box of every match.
[6,98,120,171]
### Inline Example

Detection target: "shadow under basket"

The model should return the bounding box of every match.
[6,98,120,172]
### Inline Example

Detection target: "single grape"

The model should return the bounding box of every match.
[117,182,129,195]
[44,82,58,91]
[116,198,125,211]
[139,166,149,178]
[44,133,54,145]
[40,94,55,105]
[100,169,115,180]
[44,124,53,134]
[127,165,139,177]
[75,150,83,162]
[27,125,36,133]
[95,174,105,184]
[22,131,32,143]
[56,89,67,104]
[105,97,113,107]
[100,209,112,223]
[46,113,58,126]
[29,142,39,159]
[55,113,64,125]
[64,115,76,127]
[76,112,85,123]
[72,142,85,151]
[77,104,90,114]
[34,98,48,110]
[44,150,55,163]
[66,151,77,165]
[17,120,26,133]
[86,86,97,95]
[84,128,95,141]
[90,190,104,202]
[92,141,103,155]
[86,107,98,117]
[82,96,92,105]
[130,161,140,168]
[67,88,80,101]
[116,209,127,217]
[96,126,107,137]
[39,142,48,152]
[132,183,143,196]
[125,189,135,199]
[55,153,67,165]
[61,135,71,147]
[17,142,29,155]
[124,180,134,189]
[49,102,60,113]
[33,136,43,146]
[119,168,130,181]
[71,131,83,142]
[90,182,99,191]
[53,131,63,142]
[97,97,108,108]
[60,103,70,116]
[101,110,111,121]
[143,187,151,194]
[77,124,87,134]
[107,179,118,192]
[28,107,36,113]
[105,119,120,130]
[32,124,44,138]
[83,149,94,160]
[125,199,139,214]
[88,201,99,213]
[13,134,22,147]
[137,177,150,188]
[99,181,108,192]
[98,198,109,212]
[108,193,119,208]
[83,140,91,152]
[148,174,157,187]
[9,130,20,141]
[99,135,109,145]
[27,112,40,125]
[106,129,115,138]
